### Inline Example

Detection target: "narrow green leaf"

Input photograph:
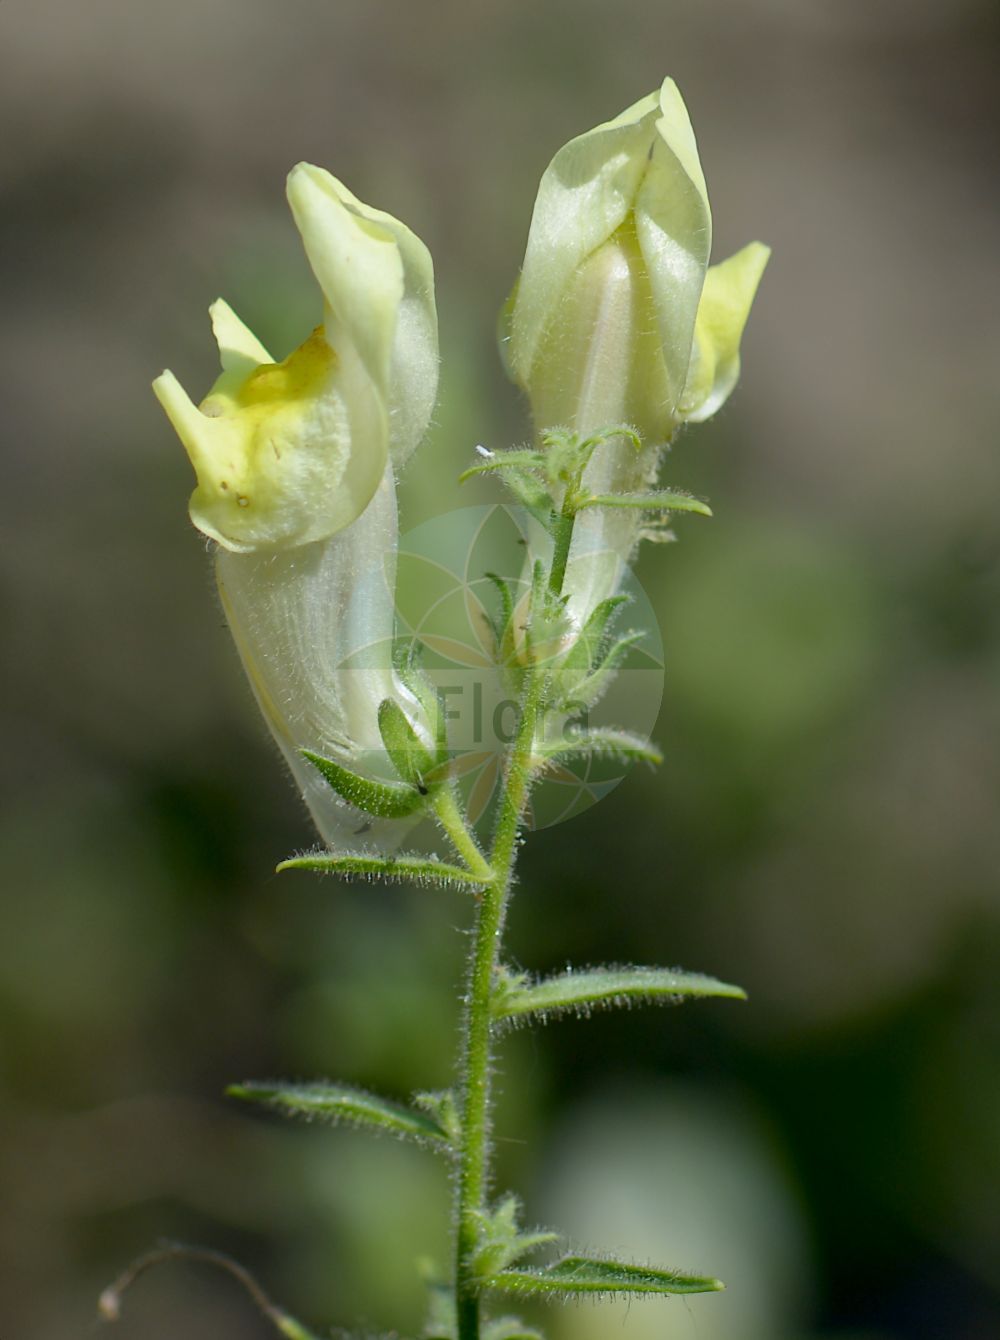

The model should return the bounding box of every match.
[537,425,577,451]
[487,1255,724,1297]
[302,749,425,819]
[560,595,629,674]
[504,468,556,529]
[597,630,645,670]
[456,433,556,517]
[470,1193,560,1279]
[413,1088,462,1143]
[579,489,712,517]
[227,1081,452,1148]
[563,631,645,708]
[276,851,486,889]
[536,727,663,769]
[575,423,643,454]
[524,561,574,670]
[459,449,547,482]
[538,424,642,482]
[492,964,747,1027]
[484,571,516,650]
[378,698,436,790]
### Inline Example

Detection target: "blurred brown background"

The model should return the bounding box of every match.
[2,2,999,1337]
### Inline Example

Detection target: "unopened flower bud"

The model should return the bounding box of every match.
[501,78,768,619]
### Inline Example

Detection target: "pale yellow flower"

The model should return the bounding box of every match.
[154,167,439,846]
[501,78,769,621]
[155,163,437,553]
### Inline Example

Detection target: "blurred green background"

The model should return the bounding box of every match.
[2,2,999,1337]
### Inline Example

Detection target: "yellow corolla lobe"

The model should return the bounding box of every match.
[155,310,383,554]
[203,327,336,416]
[155,166,440,556]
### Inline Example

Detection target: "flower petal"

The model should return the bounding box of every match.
[155,322,386,553]
[286,164,438,463]
[507,87,662,388]
[216,467,423,848]
[210,297,272,376]
[287,162,404,395]
[634,78,713,415]
[681,240,770,423]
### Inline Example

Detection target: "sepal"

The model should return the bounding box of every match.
[556,631,645,712]
[395,644,451,767]
[378,697,439,791]
[557,595,629,675]
[302,748,427,819]
[483,572,516,657]
[521,561,574,670]
[503,469,557,531]
[541,424,641,485]
[482,573,529,699]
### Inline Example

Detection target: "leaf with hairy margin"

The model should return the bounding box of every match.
[535,727,662,769]
[276,851,486,889]
[491,964,746,1028]
[559,595,630,675]
[486,1254,724,1298]
[561,630,645,708]
[227,1081,452,1149]
[578,488,712,516]
[458,449,548,482]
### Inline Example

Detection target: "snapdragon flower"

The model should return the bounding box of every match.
[154,165,439,846]
[502,78,769,622]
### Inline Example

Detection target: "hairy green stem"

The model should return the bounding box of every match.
[548,465,588,598]
[547,502,575,597]
[450,459,582,1339]
[453,673,543,1340]
[434,786,493,883]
